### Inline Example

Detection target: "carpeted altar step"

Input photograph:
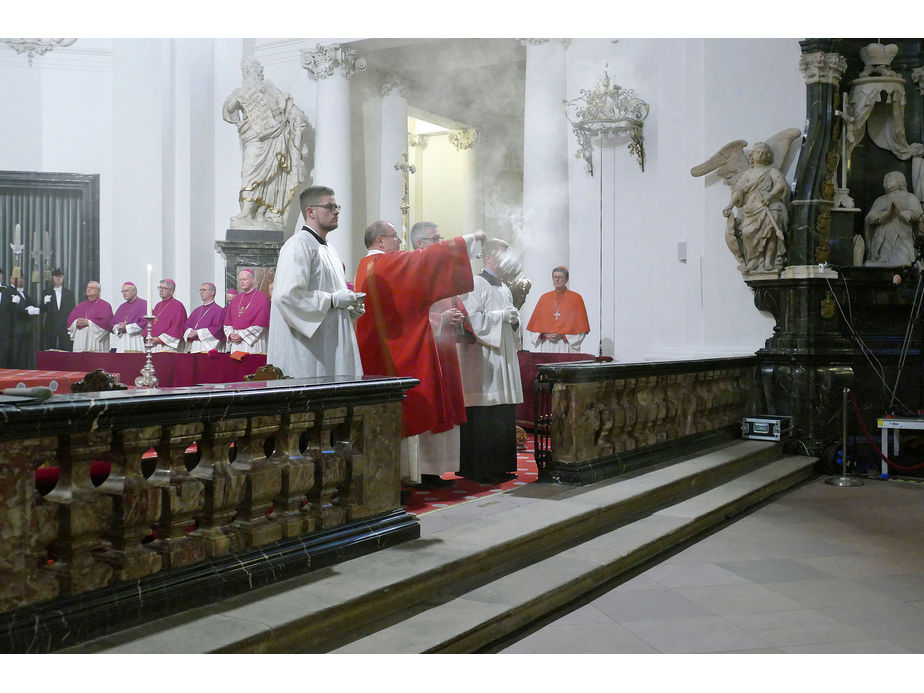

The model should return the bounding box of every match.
[59,439,816,653]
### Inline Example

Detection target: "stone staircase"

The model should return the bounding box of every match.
[62,438,816,654]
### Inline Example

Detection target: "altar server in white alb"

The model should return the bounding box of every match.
[267,185,364,378]
[456,238,524,483]
[67,281,113,352]
[223,269,269,354]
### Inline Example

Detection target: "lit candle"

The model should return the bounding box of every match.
[146,265,153,312]
[14,223,21,246]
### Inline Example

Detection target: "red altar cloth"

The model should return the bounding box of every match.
[0,368,92,394]
[35,351,268,388]
[516,351,594,429]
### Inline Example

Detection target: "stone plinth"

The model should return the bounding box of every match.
[535,357,760,484]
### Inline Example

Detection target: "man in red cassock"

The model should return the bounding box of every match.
[223,268,271,354]
[354,220,486,487]
[150,278,188,352]
[525,266,590,353]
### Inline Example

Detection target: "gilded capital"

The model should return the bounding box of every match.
[799,52,847,86]
[301,43,367,81]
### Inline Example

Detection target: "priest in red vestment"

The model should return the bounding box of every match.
[525,266,590,353]
[354,221,486,486]
[151,278,188,352]
[223,269,271,354]
[67,281,113,352]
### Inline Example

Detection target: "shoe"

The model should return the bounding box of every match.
[422,474,455,488]
[492,472,517,482]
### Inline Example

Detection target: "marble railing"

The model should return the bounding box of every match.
[0,375,418,648]
[534,357,761,484]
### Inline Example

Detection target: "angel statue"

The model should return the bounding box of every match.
[691,129,801,275]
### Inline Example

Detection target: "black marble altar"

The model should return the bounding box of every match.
[0,374,420,653]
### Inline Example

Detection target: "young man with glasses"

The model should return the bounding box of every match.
[267,185,364,378]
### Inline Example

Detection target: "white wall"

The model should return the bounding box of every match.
[562,38,805,362]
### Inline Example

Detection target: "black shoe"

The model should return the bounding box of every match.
[422,474,455,488]
[492,472,517,482]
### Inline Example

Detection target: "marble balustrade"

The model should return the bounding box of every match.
[0,375,417,617]
[534,357,761,484]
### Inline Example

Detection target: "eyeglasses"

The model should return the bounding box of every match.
[379,233,400,240]
[309,203,341,213]
[421,235,442,242]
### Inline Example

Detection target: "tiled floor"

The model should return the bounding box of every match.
[499,475,924,654]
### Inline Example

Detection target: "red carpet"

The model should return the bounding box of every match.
[403,435,538,515]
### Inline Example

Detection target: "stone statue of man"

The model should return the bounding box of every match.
[222,57,310,231]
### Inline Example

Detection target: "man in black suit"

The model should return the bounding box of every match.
[9,276,41,368]
[41,267,76,351]
[0,266,14,367]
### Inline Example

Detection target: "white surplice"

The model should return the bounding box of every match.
[528,331,588,353]
[267,228,362,378]
[68,320,110,352]
[184,327,223,353]
[112,323,145,353]
[223,325,266,354]
[457,274,523,407]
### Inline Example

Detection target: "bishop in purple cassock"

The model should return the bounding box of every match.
[184,282,226,353]
[151,278,188,352]
[111,281,149,353]
[223,269,270,354]
[67,281,113,352]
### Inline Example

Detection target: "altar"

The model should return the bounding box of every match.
[35,351,268,388]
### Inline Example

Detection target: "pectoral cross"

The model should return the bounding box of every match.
[393,149,416,247]
[553,310,560,320]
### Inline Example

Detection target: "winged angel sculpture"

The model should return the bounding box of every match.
[691,129,801,275]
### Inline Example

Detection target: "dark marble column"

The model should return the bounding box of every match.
[789,40,847,266]
[215,231,283,297]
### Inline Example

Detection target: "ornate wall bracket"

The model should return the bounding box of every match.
[0,38,76,66]
[565,66,649,175]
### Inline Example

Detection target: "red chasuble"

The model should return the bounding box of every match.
[151,297,188,339]
[223,289,270,330]
[525,289,590,335]
[67,298,113,331]
[354,237,474,438]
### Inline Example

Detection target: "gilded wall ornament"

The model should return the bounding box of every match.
[565,66,649,175]
[448,129,477,151]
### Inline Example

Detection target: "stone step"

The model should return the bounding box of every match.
[333,455,816,653]
[62,439,811,653]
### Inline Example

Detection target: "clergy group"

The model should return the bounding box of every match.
[64,271,270,356]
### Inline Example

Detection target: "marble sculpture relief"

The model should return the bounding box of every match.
[223,58,311,231]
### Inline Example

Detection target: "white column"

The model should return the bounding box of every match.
[302,43,366,277]
[520,39,570,338]
[379,78,409,226]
